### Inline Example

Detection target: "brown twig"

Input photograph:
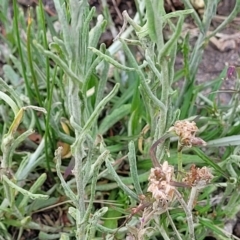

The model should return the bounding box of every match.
[112,0,122,21]
[113,195,152,237]
[149,133,172,168]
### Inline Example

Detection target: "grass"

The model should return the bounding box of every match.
[0,0,240,239]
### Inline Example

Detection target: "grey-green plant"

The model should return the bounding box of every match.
[1,0,240,239]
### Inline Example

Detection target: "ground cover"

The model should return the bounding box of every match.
[1,0,240,239]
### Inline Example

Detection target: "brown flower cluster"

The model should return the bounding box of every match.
[147,161,175,202]
[168,120,206,149]
[183,164,213,187]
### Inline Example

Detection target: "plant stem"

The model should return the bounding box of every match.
[175,189,195,240]
[177,149,183,181]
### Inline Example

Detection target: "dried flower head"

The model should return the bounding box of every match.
[183,164,213,187]
[147,161,175,202]
[168,120,206,149]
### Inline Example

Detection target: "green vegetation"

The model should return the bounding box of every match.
[0,0,240,239]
